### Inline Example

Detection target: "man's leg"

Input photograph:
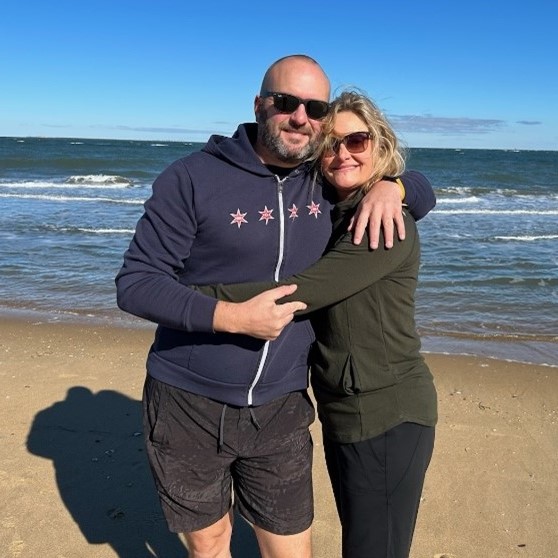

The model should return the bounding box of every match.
[142,378,237,553]
[181,510,234,558]
[233,391,315,558]
[253,525,312,558]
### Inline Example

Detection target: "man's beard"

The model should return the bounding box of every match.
[257,108,318,164]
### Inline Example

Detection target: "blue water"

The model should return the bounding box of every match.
[1,137,557,366]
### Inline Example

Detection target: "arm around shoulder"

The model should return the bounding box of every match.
[399,170,436,221]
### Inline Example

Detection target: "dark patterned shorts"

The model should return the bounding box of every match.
[142,376,315,535]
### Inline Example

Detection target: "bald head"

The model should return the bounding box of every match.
[260,55,330,100]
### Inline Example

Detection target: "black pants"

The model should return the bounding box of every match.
[324,422,435,558]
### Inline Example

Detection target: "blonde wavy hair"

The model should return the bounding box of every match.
[316,90,406,194]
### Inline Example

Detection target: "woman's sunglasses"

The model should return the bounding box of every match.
[263,91,330,120]
[325,132,372,155]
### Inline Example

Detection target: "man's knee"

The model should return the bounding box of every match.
[254,525,312,558]
[182,512,233,558]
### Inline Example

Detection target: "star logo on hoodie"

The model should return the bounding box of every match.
[307,201,322,219]
[258,206,275,225]
[288,204,299,219]
[230,209,248,228]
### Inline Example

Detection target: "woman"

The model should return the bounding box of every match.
[196,91,437,558]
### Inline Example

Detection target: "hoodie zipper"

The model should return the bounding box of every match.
[247,175,288,406]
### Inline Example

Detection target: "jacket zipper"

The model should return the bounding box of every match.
[247,176,288,406]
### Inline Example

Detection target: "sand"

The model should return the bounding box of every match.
[1,317,557,558]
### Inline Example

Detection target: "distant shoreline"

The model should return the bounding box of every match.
[2,135,557,153]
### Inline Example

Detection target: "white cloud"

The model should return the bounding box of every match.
[390,114,505,135]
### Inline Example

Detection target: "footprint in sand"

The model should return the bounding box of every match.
[9,539,25,557]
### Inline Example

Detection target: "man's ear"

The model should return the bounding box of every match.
[254,95,262,119]
[255,96,268,124]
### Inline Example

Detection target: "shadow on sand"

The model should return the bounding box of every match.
[26,386,260,557]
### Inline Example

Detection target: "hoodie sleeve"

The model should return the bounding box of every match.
[115,160,218,331]
[399,170,436,221]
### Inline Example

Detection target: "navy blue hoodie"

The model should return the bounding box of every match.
[116,123,435,406]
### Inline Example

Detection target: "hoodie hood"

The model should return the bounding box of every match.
[203,123,270,177]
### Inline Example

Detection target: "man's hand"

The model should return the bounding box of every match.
[213,284,306,340]
[348,180,405,249]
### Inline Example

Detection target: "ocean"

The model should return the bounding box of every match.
[1,137,557,366]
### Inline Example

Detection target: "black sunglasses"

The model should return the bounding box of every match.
[263,91,330,120]
[326,132,372,155]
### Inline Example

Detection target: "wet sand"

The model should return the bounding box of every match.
[1,317,557,557]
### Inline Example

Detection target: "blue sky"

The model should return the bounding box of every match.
[2,0,557,150]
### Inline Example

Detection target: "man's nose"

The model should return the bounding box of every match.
[289,103,309,126]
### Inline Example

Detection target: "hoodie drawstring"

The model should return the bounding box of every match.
[218,404,262,452]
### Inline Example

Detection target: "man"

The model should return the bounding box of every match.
[116,55,435,558]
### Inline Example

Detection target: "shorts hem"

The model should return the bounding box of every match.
[238,507,314,536]
[165,507,233,534]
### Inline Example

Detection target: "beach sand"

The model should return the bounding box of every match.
[1,317,557,558]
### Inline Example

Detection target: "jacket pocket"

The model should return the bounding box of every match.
[313,349,398,396]
[312,351,360,396]
[342,353,360,394]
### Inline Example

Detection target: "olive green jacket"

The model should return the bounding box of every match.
[197,190,438,443]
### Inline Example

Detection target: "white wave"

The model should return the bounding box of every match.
[0,179,132,190]
[494,235,558,241]
[435,187,558,199]
[436,197,480,204]
[0,192,144,205]
[65,174,133,186]
[0,180,57,189]
[58,227,135,234]
[150,143,168,147]
[435,186,496,194]
[433,209,558,215]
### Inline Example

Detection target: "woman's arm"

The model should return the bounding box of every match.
[195,211,418,315]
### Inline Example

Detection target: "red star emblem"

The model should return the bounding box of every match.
[288,204,299,219]
[230,208,248,228]
[258,205,275,225]
[307,201,322,219]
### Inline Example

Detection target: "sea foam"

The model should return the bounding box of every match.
[65,175,133,186]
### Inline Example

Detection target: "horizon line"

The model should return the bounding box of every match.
[2,135,556,153]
